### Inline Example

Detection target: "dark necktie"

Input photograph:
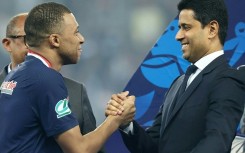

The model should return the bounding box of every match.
[167,65,198,117]
[178,65,198,95]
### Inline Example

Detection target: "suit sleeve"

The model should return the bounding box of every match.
[191,69,245,153]
[120,105,164,153]
[80,84,107,153]
[238,66,245,135]
[119,76,183,153]
[80,84,97,134]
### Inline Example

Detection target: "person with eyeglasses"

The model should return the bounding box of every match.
[0,13,28,80]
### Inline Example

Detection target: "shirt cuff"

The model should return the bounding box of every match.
[119,122,134,135]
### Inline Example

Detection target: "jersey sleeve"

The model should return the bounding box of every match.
[35,70,78,137]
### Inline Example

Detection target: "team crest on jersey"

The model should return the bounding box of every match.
[55,97,71,118]
[0,80,17,95]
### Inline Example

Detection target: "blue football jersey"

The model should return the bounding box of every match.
[0,53,78,152]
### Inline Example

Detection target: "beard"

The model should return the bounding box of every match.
[59,51,78,65]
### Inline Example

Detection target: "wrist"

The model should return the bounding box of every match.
[106,115,121,128]
[119,122,130,130]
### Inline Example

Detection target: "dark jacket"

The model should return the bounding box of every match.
[121,55,245,153]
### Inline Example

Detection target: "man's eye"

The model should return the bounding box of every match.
[183,25,190,30]
[75,31,80,35]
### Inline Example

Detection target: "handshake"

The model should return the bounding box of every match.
[105,91,136,128]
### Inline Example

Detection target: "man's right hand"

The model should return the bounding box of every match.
[105,91,136,127]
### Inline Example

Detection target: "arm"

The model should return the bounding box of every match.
[105,77,184,153]
[55,94,136,153]
[120,109,162,153]
[55,116,119,153]
[106,94,163,153]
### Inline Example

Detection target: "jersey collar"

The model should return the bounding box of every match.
[27,50,52,68]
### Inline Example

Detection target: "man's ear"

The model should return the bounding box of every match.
[208,20,219,39]
[48,34,60,48]
[2,38,12,53]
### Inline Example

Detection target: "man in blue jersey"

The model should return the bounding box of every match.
[0,12,105,153]
[0,2,136,153]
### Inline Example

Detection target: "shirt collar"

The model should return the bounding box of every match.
[194,50,224,71]
[7,64,12,73]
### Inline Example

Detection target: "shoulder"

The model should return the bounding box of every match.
[237,66,245,84]
[23,64,66,91]
[34,69,64,88]
[238,65,245,78]
[213,68,245,92]
[237,65,245,71]
[222,68,245,83]
[63,77,85,89]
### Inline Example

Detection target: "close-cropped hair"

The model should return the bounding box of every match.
[6,13,28,37]
[24,2,71,47]
[177,0,228,45]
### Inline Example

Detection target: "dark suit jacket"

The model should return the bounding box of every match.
[63,77,97,135]
[121,55,245,153]
[237,65,245,135]
[64,77,106,153]
[0,66,8,84]
[0,65,105,153]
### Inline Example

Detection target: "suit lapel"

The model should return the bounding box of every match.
[160,75,184,135]
[168,72,203,122]
[161,55,228,135]
[0,65,8,84]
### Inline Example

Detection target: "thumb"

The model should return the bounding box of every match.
[120,91,129,97]
[127,95,136,101]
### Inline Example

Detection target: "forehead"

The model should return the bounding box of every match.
[16,16,26,26]
[62,13,79,30]
[178,9,197,25]
[14,16,27,34]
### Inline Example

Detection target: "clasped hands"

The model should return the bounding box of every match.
[105,91,136,127]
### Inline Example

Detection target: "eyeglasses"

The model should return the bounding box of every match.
[7,35,27,47]
[7,35,26,39]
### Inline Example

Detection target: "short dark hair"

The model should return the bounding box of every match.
[24,2,71,47]
[177,0,228,45]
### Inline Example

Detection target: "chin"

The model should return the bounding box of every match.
[183,55,188,60]
[62,60,75,65]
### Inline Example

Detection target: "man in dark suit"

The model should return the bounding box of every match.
[238,65,245,135]
[0,12,105,153]
[230,65,245,153]
[106,0,245,152]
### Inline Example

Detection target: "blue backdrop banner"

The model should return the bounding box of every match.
[105,0,245,152]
